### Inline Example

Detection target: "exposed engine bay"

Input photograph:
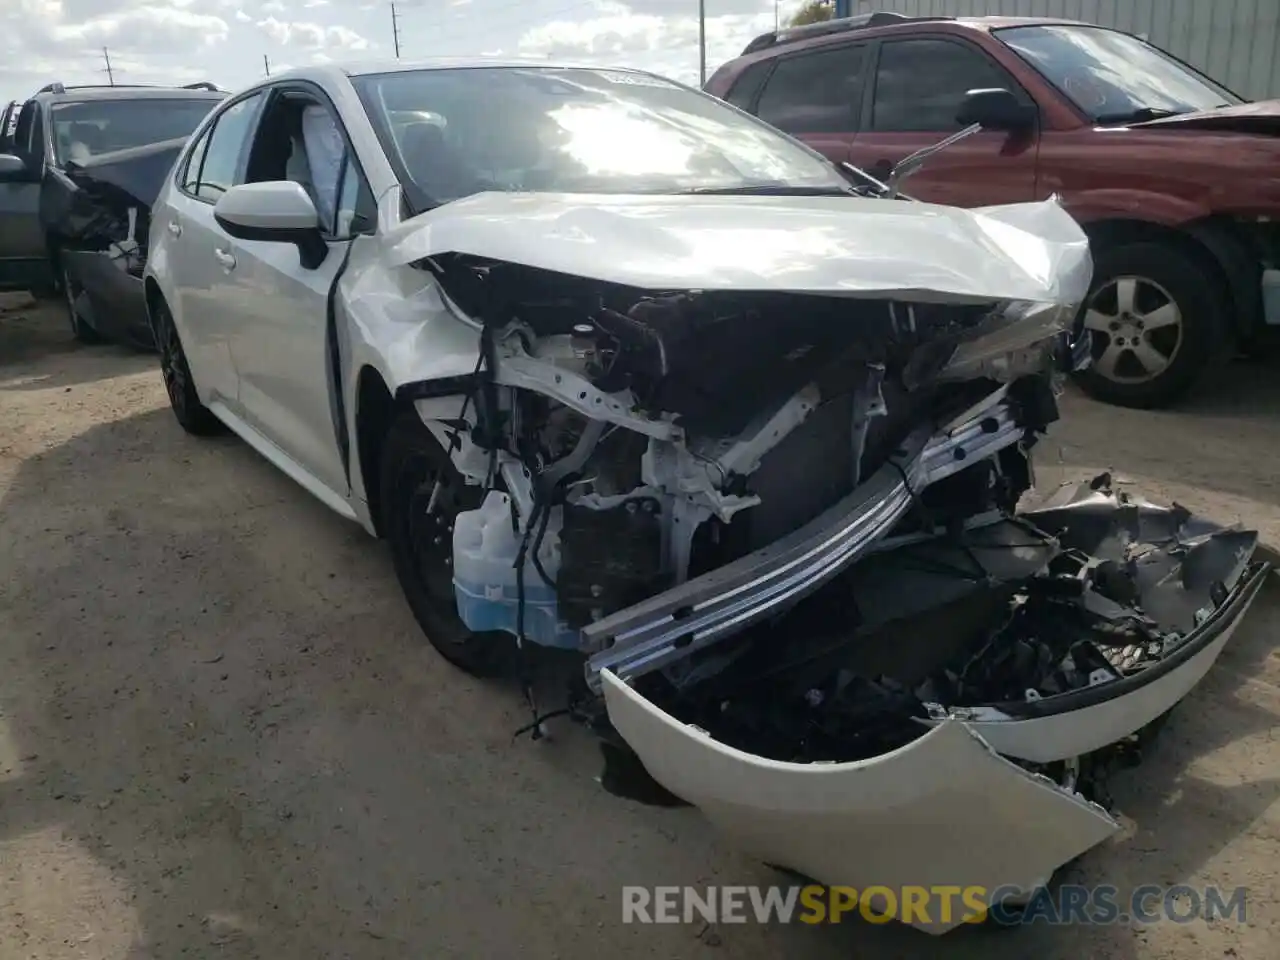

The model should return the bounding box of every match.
[409,253,1080,659]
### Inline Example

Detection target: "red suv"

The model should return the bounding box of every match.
[706,12,1280,408]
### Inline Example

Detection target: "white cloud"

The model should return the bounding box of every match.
[516,0,804,84]
[0,0,800,104]
[256,16,371,51]
[58,6,230,50]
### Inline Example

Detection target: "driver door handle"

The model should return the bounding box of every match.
[213,247,236,271]
[167,220,182,237]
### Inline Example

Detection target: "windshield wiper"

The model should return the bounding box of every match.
[680,183,855,197]
[1094,106,1185,125]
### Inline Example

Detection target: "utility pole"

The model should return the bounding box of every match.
[391,3,401,58]
[102,47,115,86]
[263,54,271,76]
[698,0,705,86]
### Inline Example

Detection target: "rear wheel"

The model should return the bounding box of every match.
[380,410,518,677]
[63,265,102,345]
[153,296,221,436]
[1072,242,1227,408]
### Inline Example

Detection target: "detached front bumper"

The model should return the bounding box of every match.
[603,674,1121,934]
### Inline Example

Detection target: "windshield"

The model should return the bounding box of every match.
[352,66,848,211]
[52,98,220,164]
[996,24,1242,123]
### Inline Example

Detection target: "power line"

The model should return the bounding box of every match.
[391,2,401,58]
[102,47,115,86]
[698,0,706,86]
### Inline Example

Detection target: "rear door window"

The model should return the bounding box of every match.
[190,93,263,203]
[13,100,44,168]
[870,38,1015,132]
[723,61,772,112]
[0,101,18,151]
[180,125,213,193]
[754,44,867,134]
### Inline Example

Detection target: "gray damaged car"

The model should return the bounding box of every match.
[0,83,223,346]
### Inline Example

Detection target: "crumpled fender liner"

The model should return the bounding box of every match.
[394,373,479,404]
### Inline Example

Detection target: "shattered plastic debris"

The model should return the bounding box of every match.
[628,476,1262,773]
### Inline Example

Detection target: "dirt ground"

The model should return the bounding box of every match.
[1,295,1278,960]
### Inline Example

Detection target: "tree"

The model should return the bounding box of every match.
[789,0,833,27]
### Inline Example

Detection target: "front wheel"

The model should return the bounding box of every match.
[1072,242,1228,408]
[380,410,518,677]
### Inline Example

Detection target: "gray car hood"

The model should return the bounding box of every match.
[382,192,1093,305]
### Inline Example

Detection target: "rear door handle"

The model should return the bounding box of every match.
[213,248,236,271]
[167,220,182,237]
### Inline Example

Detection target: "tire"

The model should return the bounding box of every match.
[152,296,222,436]
[1072,242,1228,409]
[63,265,102,345]
[379,410,518,677]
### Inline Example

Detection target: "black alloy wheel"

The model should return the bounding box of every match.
[153,297,221,435]
[380,410,518,677]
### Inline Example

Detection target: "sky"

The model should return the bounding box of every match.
[0,0,829,104]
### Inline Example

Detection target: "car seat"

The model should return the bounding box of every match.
[399,121,481,203]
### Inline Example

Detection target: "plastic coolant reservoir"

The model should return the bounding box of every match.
[451,490,579,649]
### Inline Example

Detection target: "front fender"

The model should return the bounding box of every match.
[1061,189,1210,228]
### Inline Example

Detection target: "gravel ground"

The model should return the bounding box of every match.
[2,296,1279,960]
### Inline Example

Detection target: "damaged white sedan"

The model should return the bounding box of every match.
[144,60,1269,933]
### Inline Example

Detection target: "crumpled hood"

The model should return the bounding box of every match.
[63,136,188,209]
[383,192,1092,305]
[1132,99,1280,134]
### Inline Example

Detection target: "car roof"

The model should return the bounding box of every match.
[224,58,673,95]
[339,57,653,77]
[737,12,1091,59]
[34,87,226,104]
[953,15,1089,30]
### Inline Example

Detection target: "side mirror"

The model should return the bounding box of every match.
[213,181,328,269]
[956,87,1037,131]
[0,153,30,181]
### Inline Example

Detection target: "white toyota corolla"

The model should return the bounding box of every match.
[143,60,1267,931]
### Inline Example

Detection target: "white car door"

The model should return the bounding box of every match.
[210,88,374,498]
[166,91,267,409]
